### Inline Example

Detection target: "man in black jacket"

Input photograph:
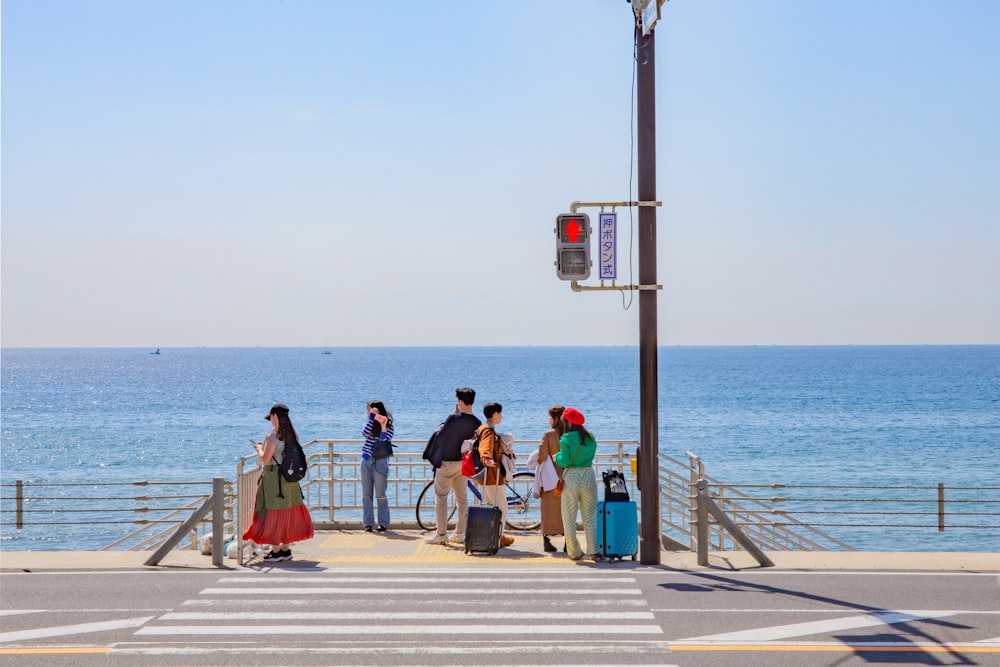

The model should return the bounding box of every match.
[423,387,481,545]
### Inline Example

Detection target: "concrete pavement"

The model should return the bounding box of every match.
[2,529,997,572]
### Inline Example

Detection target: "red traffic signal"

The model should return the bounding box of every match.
[555,213,591,281]
[563,219,582,243]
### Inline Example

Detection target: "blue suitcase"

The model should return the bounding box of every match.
[596,500,638,561]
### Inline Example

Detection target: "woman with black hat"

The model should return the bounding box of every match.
[243,403,315,562]
[554,406,601,561]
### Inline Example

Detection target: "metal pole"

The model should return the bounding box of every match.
[16,481,23,529]
[696,481,709,566]
[144,494,214,566]
[938,483,945,532]
[697,479,775,568]
[636,24,661,565]
[212,477,224,567]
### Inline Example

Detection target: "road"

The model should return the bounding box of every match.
[2,563,998,666]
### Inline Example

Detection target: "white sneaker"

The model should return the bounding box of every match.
[447,534,465,546]
[425,533,448,545]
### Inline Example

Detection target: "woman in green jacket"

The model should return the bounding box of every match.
[554,407,602,561]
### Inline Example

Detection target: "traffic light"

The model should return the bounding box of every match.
[555,213,591,281]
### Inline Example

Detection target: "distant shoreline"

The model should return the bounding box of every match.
[3,343,999,351]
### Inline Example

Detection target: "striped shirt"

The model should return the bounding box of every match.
[362,414,394,458]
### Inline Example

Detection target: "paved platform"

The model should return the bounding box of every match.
[2,529,997,572]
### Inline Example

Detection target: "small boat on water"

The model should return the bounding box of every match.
[151,348,161,355]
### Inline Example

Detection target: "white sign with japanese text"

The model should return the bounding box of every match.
[599,212,617,281]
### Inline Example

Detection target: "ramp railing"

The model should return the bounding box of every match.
[644,451,855,553]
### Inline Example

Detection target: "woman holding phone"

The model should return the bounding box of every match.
[243,403,314,562]
[361,400,395,532]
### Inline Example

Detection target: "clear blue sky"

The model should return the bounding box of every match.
[2,1,997,347]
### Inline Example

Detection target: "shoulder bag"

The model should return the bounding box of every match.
[553,440,584,498]
[371,438,395,458]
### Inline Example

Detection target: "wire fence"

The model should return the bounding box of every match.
[3,443,999,556]
[714,482,1000,530]
[0,479,234,551]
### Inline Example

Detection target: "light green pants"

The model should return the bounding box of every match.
[560,466,598,559]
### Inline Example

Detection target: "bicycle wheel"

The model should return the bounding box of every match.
[415,480,458,532]
[504,472,541,532]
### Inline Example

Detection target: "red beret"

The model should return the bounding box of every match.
[562,407,585,425]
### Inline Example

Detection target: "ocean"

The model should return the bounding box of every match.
[2,346,998,552]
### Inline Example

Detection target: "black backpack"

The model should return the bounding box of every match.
[278,435,307,483]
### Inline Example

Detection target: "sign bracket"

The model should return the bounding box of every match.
[567,199,663,292]
[570,200,661,214]
[570,281,662,293]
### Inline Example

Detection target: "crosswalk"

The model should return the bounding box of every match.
[115,569,674,664]
[6,568,997,664]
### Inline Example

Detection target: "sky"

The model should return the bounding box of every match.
[2,0,997,348]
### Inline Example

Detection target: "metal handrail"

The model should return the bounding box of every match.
[4,442,999,559]
[230,438,641,564]
[683,452,854,552]
[0,479,234,552]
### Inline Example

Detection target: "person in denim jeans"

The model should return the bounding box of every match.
[361,401,394,532]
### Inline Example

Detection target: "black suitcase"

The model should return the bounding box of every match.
[464,504,502,555]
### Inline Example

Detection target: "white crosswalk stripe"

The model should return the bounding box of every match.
[161,611,655,620]
[676,609,961,642]
[198,586,642,595]
[115,570,667,660]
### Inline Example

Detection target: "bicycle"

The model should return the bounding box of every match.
[415,467,541,532]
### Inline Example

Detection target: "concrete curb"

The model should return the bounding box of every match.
[2,530,997,572]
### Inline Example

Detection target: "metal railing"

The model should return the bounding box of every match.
[255,438,641,522]
[0,479,236,553]
[145,478,227,567]
[714,482,1000,531]
[676,452,854,552]
[5,442,999,562]
[676,453,1000,554]
[232,438,642,564]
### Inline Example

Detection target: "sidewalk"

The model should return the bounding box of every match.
[2,529,997,572]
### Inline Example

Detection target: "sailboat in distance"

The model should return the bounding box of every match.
[321,341,331,355]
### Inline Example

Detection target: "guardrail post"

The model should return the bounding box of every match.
[696,478,774,568]
[696,480,709,566]
[687,453,701,551]
[15,481,23,529]
[938,483,945,532]
[145,486,217,567]
[212,477,224,566]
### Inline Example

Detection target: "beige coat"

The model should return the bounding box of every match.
[538,429,565,536]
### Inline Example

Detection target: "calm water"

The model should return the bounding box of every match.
[2,346,998,551]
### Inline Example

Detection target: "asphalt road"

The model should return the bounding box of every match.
[2,564,999,666]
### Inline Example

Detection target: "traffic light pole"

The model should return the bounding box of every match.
[635,23,660,566]
[556,16,662,565]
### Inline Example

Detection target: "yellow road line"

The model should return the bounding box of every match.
[0,647,110,655]
[669,644,1000,653]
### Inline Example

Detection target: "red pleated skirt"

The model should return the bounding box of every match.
[243,504,314,545]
